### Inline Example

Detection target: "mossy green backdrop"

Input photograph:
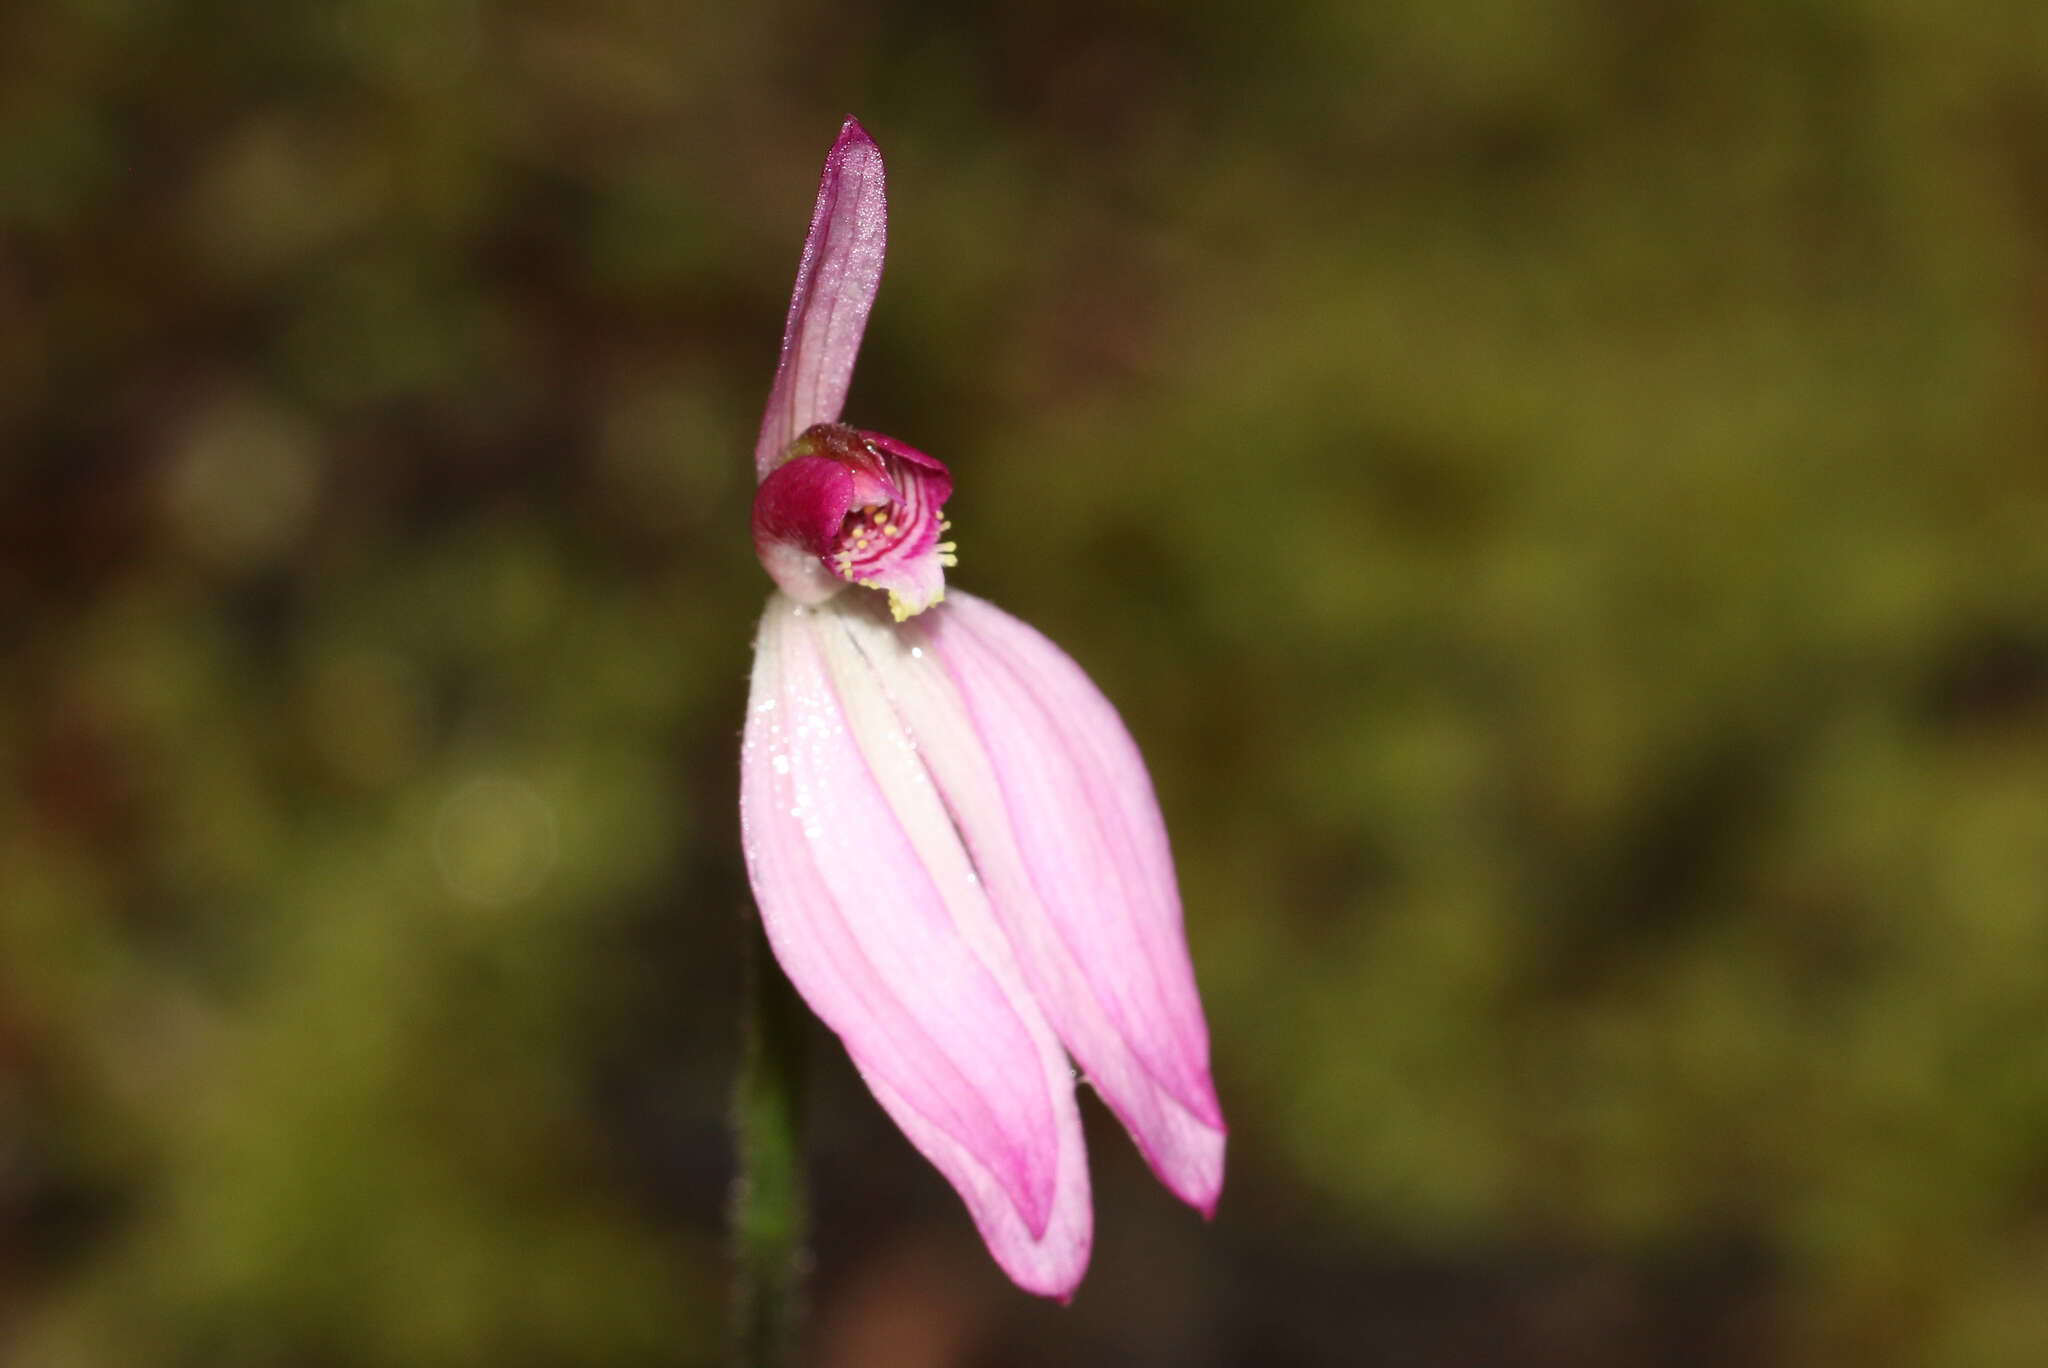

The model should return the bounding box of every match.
[4,2,2046,1363]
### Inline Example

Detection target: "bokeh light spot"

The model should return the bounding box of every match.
[432,775,559,908]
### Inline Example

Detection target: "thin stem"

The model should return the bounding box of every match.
[730,924,810,1368]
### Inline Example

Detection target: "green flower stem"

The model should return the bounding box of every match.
[730,924,810,1368]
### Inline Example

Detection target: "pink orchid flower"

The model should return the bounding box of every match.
[740,117,1225,1299]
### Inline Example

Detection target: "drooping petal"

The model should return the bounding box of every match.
[754,118,888,483]
[835,594,1227,1214]
[742,594,1092,1296]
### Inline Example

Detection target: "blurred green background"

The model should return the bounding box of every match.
[4,1,2047,1363]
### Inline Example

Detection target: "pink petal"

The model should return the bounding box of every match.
[742,594,1092,1295]
[842,595,1227,1215]
[754,118,888,483]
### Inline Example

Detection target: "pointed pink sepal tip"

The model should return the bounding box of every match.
[754,117,887,483]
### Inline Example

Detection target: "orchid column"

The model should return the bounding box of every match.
[733,118,1226,1324]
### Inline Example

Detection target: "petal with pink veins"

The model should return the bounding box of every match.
[742,594,1093,1296]
[834,593,1227,1215]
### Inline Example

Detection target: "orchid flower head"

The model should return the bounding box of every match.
[740,116,1225,1300]
[749,118,955,622]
